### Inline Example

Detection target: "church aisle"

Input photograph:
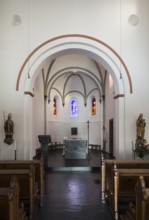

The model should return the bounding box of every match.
[35,171,114,220]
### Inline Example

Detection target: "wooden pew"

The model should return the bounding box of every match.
[101,157,114,202]
[120,176,149,220]
[0,158,44,206]
[0,167,34,220]
[114,168,149,220]
[32,159,44,205]
[121,202,136,220]
[101,159,149,219]
[0,176,28,220]
[101,159,149,201]
[135,176,149,220]
[89,144,101,151]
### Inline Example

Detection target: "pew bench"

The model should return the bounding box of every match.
[0,158,44,206]
[114,168,149,220]
[120,176,149,220]
[101,159,149,219]
[89,144,101,151]
[101,159,115,201]
[0,176,28,220]
[0,168,35,220]
[101,159,149,201]
[135,175,149,220]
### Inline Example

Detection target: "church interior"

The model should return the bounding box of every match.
[0,0,149,219]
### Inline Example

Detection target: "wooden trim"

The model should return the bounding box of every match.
[114,94,124,99]
[16,34,133,94]
[24,91,34,97]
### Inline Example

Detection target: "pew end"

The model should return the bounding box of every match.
[101,159,149,220]
[0,176,28,220]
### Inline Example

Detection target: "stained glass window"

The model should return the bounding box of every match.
[92,97,96,116]
[70,99,78,117]
[53,97,57,116]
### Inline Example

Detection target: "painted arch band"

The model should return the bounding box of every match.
[16,34,132,94]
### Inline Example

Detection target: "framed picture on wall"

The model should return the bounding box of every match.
[71,127,78,135]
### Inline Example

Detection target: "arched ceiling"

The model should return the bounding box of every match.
[40,54,108,106]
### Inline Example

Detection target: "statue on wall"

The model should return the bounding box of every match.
[4,113,14,145]
[135,114,147,157]
[136,113,146,139]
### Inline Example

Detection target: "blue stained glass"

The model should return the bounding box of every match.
[70,99,78,117]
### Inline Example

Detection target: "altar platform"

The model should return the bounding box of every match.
[47,149,113,172]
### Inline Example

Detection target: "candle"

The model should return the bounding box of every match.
[132,141,135,150]
[14,141,17,150]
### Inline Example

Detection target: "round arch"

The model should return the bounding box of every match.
[19,34,132,159]
[16,34,132,94]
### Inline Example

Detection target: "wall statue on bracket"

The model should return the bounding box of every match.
[135,113,147,158]
[136,113,146,141]
[4,113,14,145]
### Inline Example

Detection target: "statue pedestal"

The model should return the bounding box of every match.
[38,135,51,170]
[4,135,14,145]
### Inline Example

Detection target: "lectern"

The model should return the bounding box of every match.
[38,135,51,170]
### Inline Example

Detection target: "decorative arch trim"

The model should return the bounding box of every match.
[114,94,124,99]
[24,91,34,97]
[16,34,133,93]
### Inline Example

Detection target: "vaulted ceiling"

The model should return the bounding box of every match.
[40,54,109,106]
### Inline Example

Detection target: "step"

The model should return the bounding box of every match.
[47,166,100,172]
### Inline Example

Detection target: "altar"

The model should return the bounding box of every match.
[64,139,88,159]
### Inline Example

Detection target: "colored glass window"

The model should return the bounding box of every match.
[70,99,78,117]
[53,97,57,115]
[92,97,96,116]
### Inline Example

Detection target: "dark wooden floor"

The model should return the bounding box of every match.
[35,150,114,220]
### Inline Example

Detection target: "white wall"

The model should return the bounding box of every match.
[0,0,149,159]
[48,91,102,145]
[32,73,45,154]
[105,74,115,152]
